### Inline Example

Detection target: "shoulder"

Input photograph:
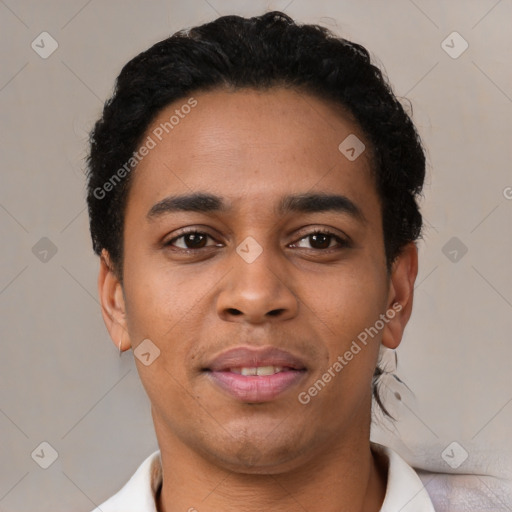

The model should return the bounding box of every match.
[374,442,512,512]
[416,470,512,512]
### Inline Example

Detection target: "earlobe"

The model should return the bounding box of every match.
[98,250,130,352]
[381,243,418,350]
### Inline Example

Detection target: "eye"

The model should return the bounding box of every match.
[291,231,348,250]
[166,231,220,250]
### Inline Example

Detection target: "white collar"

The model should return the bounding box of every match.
[92,443,435,511]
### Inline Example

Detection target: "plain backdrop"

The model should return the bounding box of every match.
[1,1,511,510]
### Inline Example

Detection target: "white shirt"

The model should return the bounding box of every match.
[91,443,436,511]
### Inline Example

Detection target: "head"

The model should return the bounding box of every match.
[87,12,424,471]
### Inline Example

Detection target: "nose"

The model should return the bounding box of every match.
[216,247,299,324]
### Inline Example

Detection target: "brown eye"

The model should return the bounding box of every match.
[168,231,217,250]
[182,233,207,248]
[293,231,346,250]
[309,233,332,249]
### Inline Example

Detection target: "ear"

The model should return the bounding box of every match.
[381,242,418,350]
[98,250,130,352]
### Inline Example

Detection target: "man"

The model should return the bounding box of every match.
[87,11,434,511]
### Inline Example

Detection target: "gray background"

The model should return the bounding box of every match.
[1,0,511,510]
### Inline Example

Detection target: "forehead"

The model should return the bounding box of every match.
[127,87,377,214]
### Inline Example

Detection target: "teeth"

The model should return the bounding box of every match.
[231,366,284,376]
[258,365,283,376]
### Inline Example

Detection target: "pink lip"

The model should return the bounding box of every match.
[204,346,307,403]
[205,346,307,371]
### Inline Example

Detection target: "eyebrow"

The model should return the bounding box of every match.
[147,193,226,219]
[147,192,365,223]
[278,193,365,222]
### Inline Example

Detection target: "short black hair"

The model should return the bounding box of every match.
[86,11,425,417]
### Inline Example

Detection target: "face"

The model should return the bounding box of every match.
[99,87,417,473]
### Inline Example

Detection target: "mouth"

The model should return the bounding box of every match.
[228,365,291,376]
[203,347,307,403]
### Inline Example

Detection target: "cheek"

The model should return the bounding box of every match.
[303,263,388,337]
[121,254,218,387]
[121,266,203,415]
[302,265,388,411]
[300,272,386,419]
[122,246,199,341]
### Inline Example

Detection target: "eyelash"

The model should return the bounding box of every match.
[164,228,350,253]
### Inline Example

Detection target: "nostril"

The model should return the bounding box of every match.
[226,308,242,316]
[267,309,285,317]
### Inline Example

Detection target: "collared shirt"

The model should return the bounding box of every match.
[91,443,436,511]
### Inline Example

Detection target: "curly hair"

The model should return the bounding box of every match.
[86,11,426,417]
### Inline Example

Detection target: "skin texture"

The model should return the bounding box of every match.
[98,88,418,512]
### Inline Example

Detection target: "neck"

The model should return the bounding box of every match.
[153,414,386,512]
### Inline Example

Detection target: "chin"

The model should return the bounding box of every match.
[201,431,313,475]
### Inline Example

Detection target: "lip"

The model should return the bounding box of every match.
[204,346,307,403]
[205,346,307,372]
